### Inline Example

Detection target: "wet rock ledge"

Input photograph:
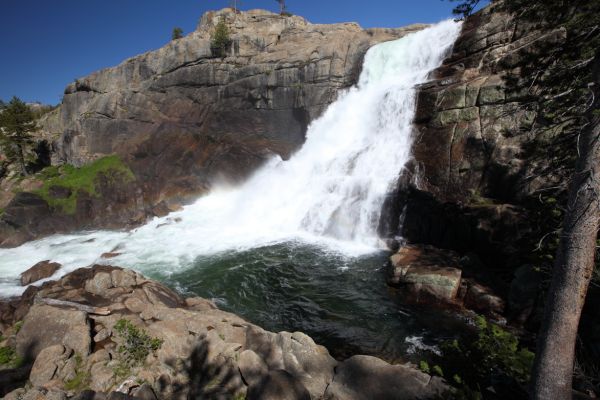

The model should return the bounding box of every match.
[0,265,448,400]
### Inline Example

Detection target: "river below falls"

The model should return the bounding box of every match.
[0,20,468,364]
[140,241,468,363]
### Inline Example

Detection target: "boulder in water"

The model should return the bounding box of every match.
[20,260,61,285]
[388,245,462,302]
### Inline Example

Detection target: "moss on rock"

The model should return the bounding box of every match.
[33,155,135,214]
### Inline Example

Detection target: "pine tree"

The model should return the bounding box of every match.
[210,19,231,58]
[447,0,481,18]
[0,96,36,175]
[171,27,183,40]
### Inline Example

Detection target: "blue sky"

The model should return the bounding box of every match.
[0,0,485,105]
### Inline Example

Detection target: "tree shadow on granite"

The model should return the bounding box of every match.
[0,341,36,397]
[159,336,246,400]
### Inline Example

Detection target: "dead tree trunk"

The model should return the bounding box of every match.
[531,55,600,399]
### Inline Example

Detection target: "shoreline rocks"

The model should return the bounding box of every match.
[0,265,451,399]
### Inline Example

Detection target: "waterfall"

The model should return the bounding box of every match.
[0,20,461,296]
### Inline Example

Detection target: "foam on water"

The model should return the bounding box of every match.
[0,20,461,297]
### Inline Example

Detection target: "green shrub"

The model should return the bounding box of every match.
[0,346,22,367]
[0,346,15,364]
[113,319,163,366]
[113,361,131,379]
[435,315,534,397]
[33,155,135,214]
[419,360,430,374]
[14,321,23,334]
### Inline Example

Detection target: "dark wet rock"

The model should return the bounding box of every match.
[131,384,158,400]
[20,260,62,286]
[508,264,543,324]
[463,281,505,317]
[71,391,108,400]
[0,285,39,330]
[48,186,72,199]
[100,252,122,259]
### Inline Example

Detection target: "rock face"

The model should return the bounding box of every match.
[0,9,425,247]
[376,1,598,332]
[0,265,450,399]
[378,1,568,269]
[46,9,423,169]
[410,4,566,205]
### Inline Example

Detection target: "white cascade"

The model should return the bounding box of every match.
[0,20,461,296]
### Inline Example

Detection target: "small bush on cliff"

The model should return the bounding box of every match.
[114,319,163,366]
[210,18,231,58]
[33,155,135,214]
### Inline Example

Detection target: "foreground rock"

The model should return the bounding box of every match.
[325,355,447,400]
[0,265,450,399]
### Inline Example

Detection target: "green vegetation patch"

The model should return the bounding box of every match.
[0,345,23,368]
[114,319,163,366]
[33,155,135,214]
[64,353,90,391]
[0,346,16,364]
[434,315,534,397]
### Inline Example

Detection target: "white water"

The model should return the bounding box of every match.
[0,20,461,297]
